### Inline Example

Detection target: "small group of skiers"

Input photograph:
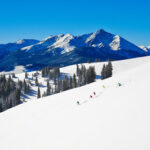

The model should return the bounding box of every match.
[77,92,96,105]
[77,82,122,105]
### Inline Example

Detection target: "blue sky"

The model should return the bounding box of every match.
[0,0,149,46]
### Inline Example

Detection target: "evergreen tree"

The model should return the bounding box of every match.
[25,72,28,78]
[101,61,113,80]
[46,81,51,96]
[69,77,73,89]
[101,64,106,80]
[37,87,41,99]
[15,89,21,105]
[73,74,77,88]
[107,60,113,77]
[76,64,79,76]
[35,77,39,86]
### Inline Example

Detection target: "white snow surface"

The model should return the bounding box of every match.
[1,56,150,150]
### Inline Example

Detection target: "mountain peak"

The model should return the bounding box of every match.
[85,29,113,45]
[16,39,27,44]
[95,29,107,34]
[16,39,39,45]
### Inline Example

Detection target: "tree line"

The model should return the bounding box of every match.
[37,64,96,98]
[0,74,31,112]
[101,61,113,80]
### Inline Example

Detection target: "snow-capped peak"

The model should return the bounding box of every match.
[85,29,114,46]
[51,33,75,54]
[16,39,26,44]
[39,34,64,45]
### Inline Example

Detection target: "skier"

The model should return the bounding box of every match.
[77,101,80,105]
[93,92,96,95]
[90,95,93,99]
[118,82,122,87]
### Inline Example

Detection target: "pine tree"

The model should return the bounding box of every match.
[23,79,27,93]
[54,75,57,85]
[73,74,77,88]
[46,81,51,96]
[101,61,113,80]
[76,64,79,76]
[69,77,73,89]
[37,87,41,99]
[15,88,21,105]
[35,77,39,86]
[101,64,106,80]
[25,72,28,78]
[107,60,113,77]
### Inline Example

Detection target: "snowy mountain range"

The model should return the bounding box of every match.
[0,29,148,71]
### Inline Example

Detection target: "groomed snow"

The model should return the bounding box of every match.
[0,56,150,150]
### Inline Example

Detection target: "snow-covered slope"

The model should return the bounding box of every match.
[1,56,150,150]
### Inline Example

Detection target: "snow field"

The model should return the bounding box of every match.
[1,56,150,150]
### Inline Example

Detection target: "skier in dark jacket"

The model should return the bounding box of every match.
[77,101,80,105]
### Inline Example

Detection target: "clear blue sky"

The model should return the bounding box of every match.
[0,0,149,46]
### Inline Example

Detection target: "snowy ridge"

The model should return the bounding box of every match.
[21,35,64,52]
[50,34,75,54]
[20,29,146,54]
